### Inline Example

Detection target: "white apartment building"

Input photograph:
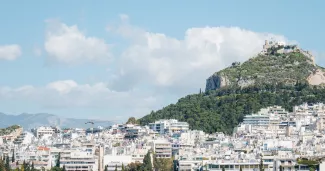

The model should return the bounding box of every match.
[152,140,172,158]
[203,161,272,171]
[242,114,270,126]
[32,126,59,138]
[149,119,189,134]
[60,150,97,171]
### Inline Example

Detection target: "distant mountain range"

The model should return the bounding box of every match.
[0,113,114,131]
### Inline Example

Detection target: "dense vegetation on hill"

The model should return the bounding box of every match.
[139,49,325,134]
[140,82,325,134]
[221,52,315,84]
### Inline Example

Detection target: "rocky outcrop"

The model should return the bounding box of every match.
[205,74,231,91]
[237,79,255,88]
[307,69,325,85]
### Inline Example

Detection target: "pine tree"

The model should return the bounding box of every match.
[12,150,15,163]
[55,153,61,168]
[114,165,118,171]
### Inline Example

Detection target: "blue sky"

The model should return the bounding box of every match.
[0,0,324,121]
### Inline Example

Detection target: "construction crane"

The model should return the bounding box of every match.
[85,121,95,142]
[85,121,95,134]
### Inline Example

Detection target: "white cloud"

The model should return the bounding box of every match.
[44,20,112,65]
[0,80,158,117]
[110,19,289,94]
[0,45,22,60]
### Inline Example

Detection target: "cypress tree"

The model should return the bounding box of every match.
[55,153,61,168]
[142,151,152,171]
[31,162,35,171]
[5,155,10,171]
[121,163,125,171]
[12,150,15,163]
[259,158,264,171]
[23,160,26,168]
[62,165,66,171]
[104,165,108,171]
[114,165,118,171]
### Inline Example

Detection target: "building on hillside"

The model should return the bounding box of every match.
[149,119,189,134]
[152,140,172,158]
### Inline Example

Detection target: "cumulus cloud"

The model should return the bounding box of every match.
[0,80,158,117]
[0,45,22,60]
[44,20,112,65]
[109,16,289,94]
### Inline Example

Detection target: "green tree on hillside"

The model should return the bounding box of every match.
[127,162,142,171]
[139,83,325,134]
[126,117,138,124]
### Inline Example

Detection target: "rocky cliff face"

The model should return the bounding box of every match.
[206,74,231,91]
[307,69,325,85]
[205,50,325,91]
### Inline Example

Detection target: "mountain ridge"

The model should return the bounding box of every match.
[0,113,113,130]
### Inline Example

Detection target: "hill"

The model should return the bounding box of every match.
[0,113,113,130]
[206,42,325,91]
[139,42,325,134]
[0,125,21,136]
